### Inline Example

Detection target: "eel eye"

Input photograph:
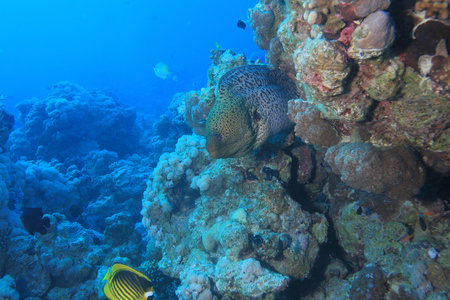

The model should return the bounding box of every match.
[216,134,223,141]
[252,234,264,248]
[252,110,261,122]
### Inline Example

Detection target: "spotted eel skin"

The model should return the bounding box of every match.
[206,65,300,158]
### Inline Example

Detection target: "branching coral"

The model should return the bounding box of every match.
[415,0,450,19]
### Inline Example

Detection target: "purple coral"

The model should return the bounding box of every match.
[349,11,395,60]
[353,11,395,50]
[325,142,425,199]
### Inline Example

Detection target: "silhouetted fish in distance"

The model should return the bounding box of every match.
[237,19,246,30]
[20,207,50,235]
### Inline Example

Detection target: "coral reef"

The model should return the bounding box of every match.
[248,0,449,173]
[149,113,191,155]
[294,37,352,96]
[1,0,450,297]
[10,81,147,161]
[249,8,276,50]
[325,142,426,199]
[142,135,328,298]
[0,275,20,300]
[0,85,165,298]
[181,88,214,136]
[325,182,450,298]
[215,257,290,298]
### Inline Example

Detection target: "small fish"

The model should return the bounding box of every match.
[20,207,50,235]
[421,212,436,216]
[0,93,6,100]
[237,19,246,30]
[400,234,413,243]
[419,216,427,231]
[198,119,207,124]
[153,62,172,80]
[103,263,154,300]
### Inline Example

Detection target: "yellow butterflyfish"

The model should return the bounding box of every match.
[103,263,154,300]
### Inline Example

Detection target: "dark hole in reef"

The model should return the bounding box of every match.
[284,143,323,213]
[417,166,450,205]
[363,99,380,123]
[388,0,417,54]
[262,166,280,181]
[170,179,200,214]
[68,204,83,220]
[280,144,356,297]
[342,62,359,94]
[245,169,258,181]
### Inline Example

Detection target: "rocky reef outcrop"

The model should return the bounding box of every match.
[136,34,450,296]
[142,134,329,299]
[248,0,449,175]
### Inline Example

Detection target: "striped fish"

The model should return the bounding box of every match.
[103,263,154,300]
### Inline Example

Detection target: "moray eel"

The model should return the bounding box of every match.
[206,65,300,158]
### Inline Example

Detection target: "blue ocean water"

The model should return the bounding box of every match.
[0,0,261,118]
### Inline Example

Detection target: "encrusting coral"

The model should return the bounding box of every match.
[415,0,450,19]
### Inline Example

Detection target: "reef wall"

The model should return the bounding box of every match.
[141,0,450,298]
